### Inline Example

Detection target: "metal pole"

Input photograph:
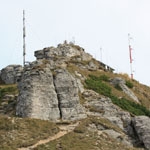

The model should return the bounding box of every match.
[128,33,133,79]
[23,10,25,66]
[100,47,102,62]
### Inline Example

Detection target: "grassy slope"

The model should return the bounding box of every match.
[36,117,140,150]
[67,63,150,111]
[0,115,59,150]
[0,84,18,116]
[84,74,150,116]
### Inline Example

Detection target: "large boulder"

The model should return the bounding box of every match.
[16,63,60,121]
[132,116,150,149]
[16,61,86,121]
[0,65,23,84]
[111,77,139,103]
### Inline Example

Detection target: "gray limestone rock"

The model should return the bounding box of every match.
[16,65,60,121]
[54,69,87,121]
[132,116,150,149]
[111,77,139,103]
[16,62,86,121]
[88,61,98,71]
[84,94,131,130]
[34,43,92,62]
[83,89,135,146]
[0,65,23,84]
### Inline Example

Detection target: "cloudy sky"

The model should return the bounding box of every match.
[0,0,150,85]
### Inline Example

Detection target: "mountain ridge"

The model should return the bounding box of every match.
[0,42,150,149]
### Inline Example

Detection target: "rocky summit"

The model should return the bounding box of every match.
[0,42,150,150]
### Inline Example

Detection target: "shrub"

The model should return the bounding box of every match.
[88,74,109,82]
[111,96,150,116]
[99,74,109,82]
[85,76,111,97]
[125,80,133,88]
[114,84,122,91]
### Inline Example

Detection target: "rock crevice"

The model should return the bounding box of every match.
[52,73,62,119]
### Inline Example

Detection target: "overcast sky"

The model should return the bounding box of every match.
[0,0,150,85]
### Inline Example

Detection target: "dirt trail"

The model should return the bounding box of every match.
[18,122,79,150]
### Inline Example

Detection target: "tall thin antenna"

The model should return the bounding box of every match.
[100,47,102,62]
[23,10,26,66]
[128,33,134,79]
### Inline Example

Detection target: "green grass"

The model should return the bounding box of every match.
[85,75,111,97]
[0,84,18,100]
[85,75,150,117]
[111,96,150,116]
[125,80,134,88]
[0,115,59,149]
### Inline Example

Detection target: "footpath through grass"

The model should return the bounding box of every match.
[0,115,59,150]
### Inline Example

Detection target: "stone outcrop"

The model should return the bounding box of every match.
[0,65,23,84]
[34,43,92,62]
[83,89,150,149]
[132,116,150,149]
[16,43,102,121]
[83,90,131,130]
[34,43,106,71]
[16,63,60,121]
[16,61,86,121]
[111,77,139,103]
[54,69,86,120]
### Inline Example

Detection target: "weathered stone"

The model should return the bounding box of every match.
[83,90,131,130]
[34,43,92,62]
[111,77,139,103]
[88,61,98,71]
[76,78,84,93]
[16,61,86,121]
[54,69,87,121]
[2,94,15,101]
[132,116,150,149]
[16,65,60,121]
[0,65,23,84]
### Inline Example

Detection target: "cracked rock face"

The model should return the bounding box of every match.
[16,63,86,121]
[132,116,150,149]
[83,90,131,130]
[54,69,86,120]
[16,65,60,121]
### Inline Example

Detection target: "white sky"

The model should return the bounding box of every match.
[0,0,150,85]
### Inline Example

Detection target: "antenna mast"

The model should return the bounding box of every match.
[128,33,134,79]
[100,47,102,62]
[23,10,26,66]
